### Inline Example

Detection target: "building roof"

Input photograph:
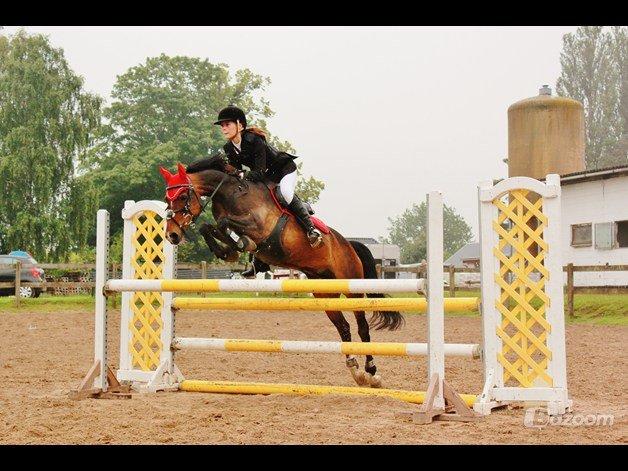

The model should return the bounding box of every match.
[559,164,628,185]
[444,242,480,267]
[346,237,380,244]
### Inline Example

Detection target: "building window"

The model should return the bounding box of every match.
[571,223,592,247]
[617,220,628,248]
[594,222,616,250]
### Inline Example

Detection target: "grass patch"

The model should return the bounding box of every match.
[1,289,625,325]
[0,293,95,313]
[568,293,628,326]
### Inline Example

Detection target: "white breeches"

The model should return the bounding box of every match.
[279,170,297,205]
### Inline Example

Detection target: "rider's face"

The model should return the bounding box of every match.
[220,120,242,141]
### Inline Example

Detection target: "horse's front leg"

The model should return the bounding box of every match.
[204,222,241,251]
[198,223,239,262]
[216,217,258,252]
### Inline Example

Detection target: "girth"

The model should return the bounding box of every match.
[255,213,290,259]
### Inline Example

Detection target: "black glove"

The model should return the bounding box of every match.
[246,170,264,182]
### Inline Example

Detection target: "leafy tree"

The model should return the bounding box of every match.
[556,26,627,169]
[260,133,324,204]
[386,201,473,264]
[83,55,266,238]
[86,54,325,261]
[295,162,325,205]
[608,27,628,162]
[0,30,101,261]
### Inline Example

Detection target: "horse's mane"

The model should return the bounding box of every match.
[186,153,228,174]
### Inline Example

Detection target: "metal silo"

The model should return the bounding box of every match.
[508,85,586,179]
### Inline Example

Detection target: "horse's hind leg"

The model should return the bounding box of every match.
[354,312,382,388]
[312,292,369,387]
[348,293,383,388]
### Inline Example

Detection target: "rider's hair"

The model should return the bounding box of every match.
[245,126,267,140]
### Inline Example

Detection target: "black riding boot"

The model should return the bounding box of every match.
[287,195,323,248]
[241,255,271,278]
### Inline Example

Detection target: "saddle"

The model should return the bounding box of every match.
[267,185,330,234]
[255,186,330,258]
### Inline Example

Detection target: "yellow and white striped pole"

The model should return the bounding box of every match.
[173,337,481,358]
[105,278,427,294]
[171,296,479,312]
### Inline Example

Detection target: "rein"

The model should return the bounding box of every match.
[165,173,230,236]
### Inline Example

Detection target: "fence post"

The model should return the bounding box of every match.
[376,263,382,279]
[111,263,118,309]
[14,261,21,308]
[567,263,574,318]
[448,265,455,298]
[201,261,207,298]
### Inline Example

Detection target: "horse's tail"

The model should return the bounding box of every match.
[349,241,405,331]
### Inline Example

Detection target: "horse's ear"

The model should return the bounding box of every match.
[177,163,188,179]
[159,166,173,182]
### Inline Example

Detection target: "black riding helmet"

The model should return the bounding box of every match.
[214,105,247,128]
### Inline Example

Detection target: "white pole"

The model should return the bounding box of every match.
[94,209,109,391]
[426,191,445,409]
[543,175,569,395]
[118,200,135,377]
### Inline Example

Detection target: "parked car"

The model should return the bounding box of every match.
[0,252,45,298]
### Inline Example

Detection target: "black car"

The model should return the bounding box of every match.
[0,253,45,298]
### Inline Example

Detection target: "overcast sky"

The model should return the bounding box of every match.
[3,26,578,240]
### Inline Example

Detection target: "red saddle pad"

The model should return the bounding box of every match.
[268,187,331,235]
[310,216,331,234]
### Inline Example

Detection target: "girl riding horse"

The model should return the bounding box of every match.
[214,105,323,277]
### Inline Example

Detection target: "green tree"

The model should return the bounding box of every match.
[0,30,101,261]
[608,27,628,162]
[86,54,325,262]
[295,162,325,204]
[84,55,269,238]
[386,202,473,264]
[266,137,324,204]
[556,26,627,169]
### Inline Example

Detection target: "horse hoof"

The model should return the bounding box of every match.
[357,374,370,387]
[241,235,257,252]
[349,369,369,387]
[369,374,382,388]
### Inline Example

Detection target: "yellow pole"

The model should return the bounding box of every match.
[172,296,479,313]
[180,380,477,407]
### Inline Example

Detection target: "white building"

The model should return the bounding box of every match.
[431,165,628,289]
[560,165,628,287]
[346,237,400,279]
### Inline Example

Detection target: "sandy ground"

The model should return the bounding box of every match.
[0,306,626,444]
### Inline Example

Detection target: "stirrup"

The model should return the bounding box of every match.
[308,228,323,248]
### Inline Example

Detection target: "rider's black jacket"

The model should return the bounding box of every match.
[223,129,297,183]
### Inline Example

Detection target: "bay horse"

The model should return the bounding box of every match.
[159,156,404,388]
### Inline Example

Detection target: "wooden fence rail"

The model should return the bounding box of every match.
[2,262,626,316]
[377,263,627,318]
[0,262,246,308]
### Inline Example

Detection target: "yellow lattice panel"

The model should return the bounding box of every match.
[492,189,553,388]
[129,211,165,371]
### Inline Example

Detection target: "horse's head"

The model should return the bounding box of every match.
[159,163,202,245]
